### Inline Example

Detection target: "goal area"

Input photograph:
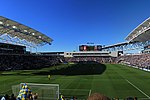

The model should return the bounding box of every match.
[12,83,59,100]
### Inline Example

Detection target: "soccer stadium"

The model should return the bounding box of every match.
[0,15,150,100]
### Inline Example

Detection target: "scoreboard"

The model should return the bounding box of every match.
[79,45,102,51]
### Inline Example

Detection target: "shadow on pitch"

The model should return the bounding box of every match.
[34,61,106,76]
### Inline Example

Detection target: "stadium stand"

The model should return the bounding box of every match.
[1,16,150,100]
[114,17,150,71]
[0,16,61,71]
[0,54,62,71]
[65,56,116,63]
[63,51,118,63]
[0,42,26,54]
[116,54,150,70]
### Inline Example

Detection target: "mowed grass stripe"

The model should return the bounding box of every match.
[125,79,150,99]
[110,64,150,99]
[58,75,92,98]
[0,64,150,99]
[90,64,142,98]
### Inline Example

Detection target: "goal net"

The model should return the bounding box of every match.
[12,83,59,100]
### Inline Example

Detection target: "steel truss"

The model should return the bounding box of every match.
[0,33,38,52]
[102,41,150,51]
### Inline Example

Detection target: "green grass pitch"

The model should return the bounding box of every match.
[0,64,150,99]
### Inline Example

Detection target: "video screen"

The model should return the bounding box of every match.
[79,45,102,51]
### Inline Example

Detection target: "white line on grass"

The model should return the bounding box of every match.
[88,89,92,96]
[61,89,89,91]
[125,79,150,99]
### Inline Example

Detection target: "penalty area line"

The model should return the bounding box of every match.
[125,79,150,99]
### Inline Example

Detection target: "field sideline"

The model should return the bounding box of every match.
[0,64,150,99]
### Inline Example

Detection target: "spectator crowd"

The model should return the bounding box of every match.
[65,57,116,64]
[116,54,150,70]
[0,54,62,71]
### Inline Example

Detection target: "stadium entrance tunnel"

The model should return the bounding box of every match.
[34,62,107,76]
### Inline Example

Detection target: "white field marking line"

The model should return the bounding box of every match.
[60,89,89,91]
[88,89,92,96]
[125,79,150,99]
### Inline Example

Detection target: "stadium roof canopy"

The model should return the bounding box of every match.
[102,42,128,49]
[0,16,53,47]
[126,17,150,42]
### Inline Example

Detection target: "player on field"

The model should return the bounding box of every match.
[48,75,51,80]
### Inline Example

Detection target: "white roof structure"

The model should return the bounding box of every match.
[103,42,128,49]
[126,17,150,42]
[0,16,53,46]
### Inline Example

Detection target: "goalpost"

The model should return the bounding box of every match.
[12,83,59,100]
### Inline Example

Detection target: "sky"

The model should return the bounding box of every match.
[0,0,150,52]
